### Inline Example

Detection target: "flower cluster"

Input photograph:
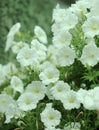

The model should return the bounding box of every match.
[0,0,99,130]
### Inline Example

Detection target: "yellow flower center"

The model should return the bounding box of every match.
[64,53,69,58]
[34,88,40,93]
[60,38,66,44]
[91,25,97,30]
[47,74,53,79]
[1,99,6,104]
[25,99,31,105]
[48,115,54,120]
[69,97,75,103]
[57,87,63,92]
[90,53,95,58]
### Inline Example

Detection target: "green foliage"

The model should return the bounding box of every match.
[83,64,99,87]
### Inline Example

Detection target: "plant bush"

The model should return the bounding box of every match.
[0,0,99,130]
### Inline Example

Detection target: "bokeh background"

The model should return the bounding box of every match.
[0,0,76,64]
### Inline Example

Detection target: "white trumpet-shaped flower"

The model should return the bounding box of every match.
[40,103,61,128]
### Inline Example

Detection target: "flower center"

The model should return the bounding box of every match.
[64,53,69,58]
[34,88,40,93]
[57,87,63,92]
[69,97,75,103]
[48,115,54,120]
[25,99,31,105]
[91,25,97,30]
[1,99,6,104]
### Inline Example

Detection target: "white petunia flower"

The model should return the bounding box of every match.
[83,92,95,110]
[17,92,38,111]
[56,46,76,67]
[50,81,71,101]
[61,90,80,110]
[5,23,21,52]
[0,94,15,113]
[34,26,47,44]
[39,67,60,85]
[77,88,99,110]
[25,81,46,101]
[52,4,67,23]
[82,16,99,38]
[70,0,90,17]
[82,89,99,110]
[81,87,99,110]
[5,102,23,123]
[0,93,23,123]
[52,8,78,36]
[16,47,39,67]
[59,9,78,31]
[80,43,99,67]
[10,76,24,93]
[53,31,72,48]
[12,41,29,54]
[40,103,61,128]
[0,94,23,124]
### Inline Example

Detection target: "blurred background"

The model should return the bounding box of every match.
[0,0,76,64]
